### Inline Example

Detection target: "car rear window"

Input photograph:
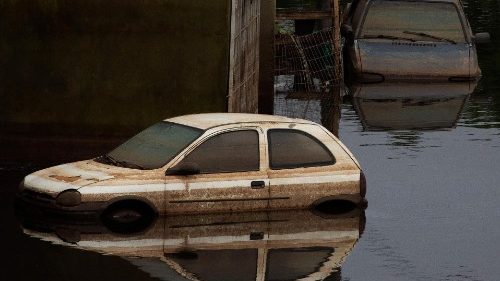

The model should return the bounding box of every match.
[361,1,466,43]
[268,129,335,169]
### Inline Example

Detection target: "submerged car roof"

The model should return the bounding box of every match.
[165,113,316,130]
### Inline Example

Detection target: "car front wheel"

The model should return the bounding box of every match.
[101,200,156,234]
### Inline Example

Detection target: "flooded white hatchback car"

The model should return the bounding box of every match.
[18,113,366,220]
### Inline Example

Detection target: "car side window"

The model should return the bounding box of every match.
[268,129,335,170]
[180,130,260,174]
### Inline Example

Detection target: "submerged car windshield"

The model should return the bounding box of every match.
[103,122,203,170]
[360,1,466,43]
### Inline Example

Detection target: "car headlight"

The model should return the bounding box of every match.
[56,190,81,206]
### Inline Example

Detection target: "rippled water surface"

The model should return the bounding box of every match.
[340,97,500,280]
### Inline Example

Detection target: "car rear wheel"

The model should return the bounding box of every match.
[314,199,358,215]
[101,200,156,234]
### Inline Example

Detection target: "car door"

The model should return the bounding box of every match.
[266,126,359,210]
[165,128,270,214]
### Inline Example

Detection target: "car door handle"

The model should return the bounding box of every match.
[251,181,266,189]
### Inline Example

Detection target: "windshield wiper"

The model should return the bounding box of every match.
[363,34,416,42]
[99,155,145,170]
[403,31,457,44]
[99,154,119,166]
[114,160,145,170]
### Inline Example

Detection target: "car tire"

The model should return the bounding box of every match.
[101,201,156,234]
[314,199,358,215]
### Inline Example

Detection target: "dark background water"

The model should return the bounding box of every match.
[1,0,500,280]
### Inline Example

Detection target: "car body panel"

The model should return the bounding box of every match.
[78,171,167,212]
[162,126,271,214]
[22,161,118,195]
[356,40,471,80]
[165,113,316,130]
[165,171,271,214]
[266,124,361,209]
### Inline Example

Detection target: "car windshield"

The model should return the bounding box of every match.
[103,122,203,170]
[360,1,466,43]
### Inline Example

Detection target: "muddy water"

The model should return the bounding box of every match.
[2,1,500,281]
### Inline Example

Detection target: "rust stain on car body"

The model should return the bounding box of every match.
[49,175,81,183]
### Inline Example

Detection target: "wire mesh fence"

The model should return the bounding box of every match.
[274,27,343,129]
[274,27,342,97]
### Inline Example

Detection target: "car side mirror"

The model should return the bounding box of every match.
[474,32,491,44]
[165,162,200,176]
[341,25,354,43]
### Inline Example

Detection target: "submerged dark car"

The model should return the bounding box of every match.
[342,0,490,83]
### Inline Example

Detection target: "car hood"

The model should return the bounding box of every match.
[356,40,472,80]
[22,160,126,195]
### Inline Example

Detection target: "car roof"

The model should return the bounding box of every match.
[165,113,316,130]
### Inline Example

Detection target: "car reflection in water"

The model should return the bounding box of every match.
[18,208,365,281]
[350,82,477,131]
